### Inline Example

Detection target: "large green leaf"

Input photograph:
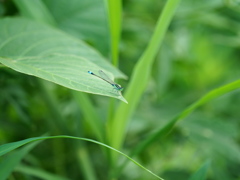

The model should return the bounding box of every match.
[0,18,127,102]
[12,0,57,26]
[42,0,110,55]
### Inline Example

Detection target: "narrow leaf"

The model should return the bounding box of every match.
[132,79,240,156]
[15,165,70,180]
[188,160,211,180]
[106,0,122,65]
[108,0,181,158]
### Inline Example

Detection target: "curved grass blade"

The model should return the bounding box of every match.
[0,135,164,180]
[0,140,41,180]
[115,79,240,174]
[135,79,240,154]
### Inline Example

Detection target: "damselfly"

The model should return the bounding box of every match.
[88,70,124,92]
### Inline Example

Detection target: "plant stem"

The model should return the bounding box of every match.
[106,0,122,66]
[108,0,181,162]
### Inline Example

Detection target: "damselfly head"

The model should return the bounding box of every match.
[114,84,124,91]
[88,71,94,75]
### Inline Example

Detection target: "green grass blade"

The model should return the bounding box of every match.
[72,91,105,142]
[0,18,126,102]
[15,165,70,180]
[76,147,98,180]
[0,140,41,180]
[13,0,57,26]
[115,80,240,176]
[132,79,240,157]
[37,79,69,133]
[0,136,164,180]
[108,0,181,157]
[106,0,122,66]
[188,160,211,180]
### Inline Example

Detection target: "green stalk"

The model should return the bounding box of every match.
[72,92,108,172]
[37,79,69,134]
[106,0,122,66]
[37,80,68,175]
[108,0,181,160]
[105,0,122,165]
[72,92,105,142]
[76,145,98,180]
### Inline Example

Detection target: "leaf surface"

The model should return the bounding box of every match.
[0,18,127,102]
[43,0,110,55]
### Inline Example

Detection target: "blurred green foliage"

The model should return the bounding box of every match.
[0,0,240,180]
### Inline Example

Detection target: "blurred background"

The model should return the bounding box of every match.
[0,0,240,179]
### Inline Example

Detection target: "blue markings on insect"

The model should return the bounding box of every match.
[88,71,94,75]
